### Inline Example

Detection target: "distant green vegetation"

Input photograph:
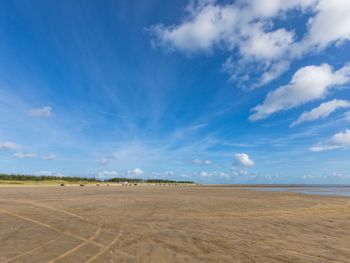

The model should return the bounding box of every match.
[0,174,97,182]
[107,178,194,184]
[144,179,194,184]
[0,174,194,184]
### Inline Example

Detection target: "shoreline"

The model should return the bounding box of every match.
[1,182,350,198]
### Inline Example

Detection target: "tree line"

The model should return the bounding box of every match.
[0,173,194,184]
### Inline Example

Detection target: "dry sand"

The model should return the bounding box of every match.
[0,185,349,263]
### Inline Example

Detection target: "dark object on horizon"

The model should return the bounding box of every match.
[96,184,99,186]
[60,183,65,186]
[0,173,194,184]
[80,184,84,187]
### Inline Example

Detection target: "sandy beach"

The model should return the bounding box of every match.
[0,185,349,263]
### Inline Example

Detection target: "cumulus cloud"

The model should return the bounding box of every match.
[150,1,298,85]
[234,153,254,166]
[13,152,36,159]
[300,0,350,51]
[247,0,317,18]
[151,0,313,55]
[0,141,19,151]
[250,64,350,121]
[291,99,350,127]
[150,0,350,87]
[239,25,294,61]
[128,168,144,177]
[29,106,52,117]
[192,158,212,165]
[232,153,254,177]
[311,130,350,152]
[151,3,238,53]
[43,154,56,160]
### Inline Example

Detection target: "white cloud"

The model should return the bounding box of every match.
[151,0,350,87]
[234,153,254,167]
[0,141,19,151]
[239,25,294,61]
[258,61,290,87]
[291,99,350,127]
[247,0,317,18]
[192,158,212,165]
[43,154,56,160]
[232,153,254,177]
[344,111,350,121]
[151,0,313,55]
[13,152,36,159]
[301,0,350,50]
[36,171,63,177]
[250,63,350,121]
[311,129,350,152]
[29,106,52,117]
[151,4,238,53]
[151,1,297,85]
[196,171,228,178]
[99,170,118,176]
[97,170,119,179]
[128,168,144,177]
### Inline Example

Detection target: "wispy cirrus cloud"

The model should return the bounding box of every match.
[311,130,350,152]
[0,141,20,151]
[43,154,56,160]
[29,106,52,117]
[13,152,36,159]
[192,158,212,165]
[36,171,64,177]
[290,99,350,127]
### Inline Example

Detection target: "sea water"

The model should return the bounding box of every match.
[261,186,350,197]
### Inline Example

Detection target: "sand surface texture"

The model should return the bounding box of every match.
[0,185,349,262]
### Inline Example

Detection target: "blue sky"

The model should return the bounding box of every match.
[0,0,350,183]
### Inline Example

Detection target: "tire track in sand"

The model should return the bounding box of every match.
[1,199,89,222]
[84,231,123,263]
[47,225,102,263]
[0,209,104,248]
[0,233,66,263]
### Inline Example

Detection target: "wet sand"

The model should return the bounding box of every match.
[0,185,349,262]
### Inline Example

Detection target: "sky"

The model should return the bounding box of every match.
[0,0,350,184]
